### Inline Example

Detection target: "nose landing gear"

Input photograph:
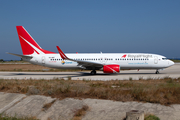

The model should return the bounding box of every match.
[155,70,159,74]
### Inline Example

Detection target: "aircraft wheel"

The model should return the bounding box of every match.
[91,70,96,75]
[155,70,159,74]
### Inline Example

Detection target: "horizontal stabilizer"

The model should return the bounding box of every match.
[6,52,33,59]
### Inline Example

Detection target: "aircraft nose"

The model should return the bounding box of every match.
[169,60,174,66]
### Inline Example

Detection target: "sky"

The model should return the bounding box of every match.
[0,0,180,60]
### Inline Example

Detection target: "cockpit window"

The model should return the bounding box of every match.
[162,58,168,60]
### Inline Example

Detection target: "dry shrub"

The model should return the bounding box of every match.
[42,99,56,111]
[26,86,40,95]
[0,78,180,105]
[73,105,89,120]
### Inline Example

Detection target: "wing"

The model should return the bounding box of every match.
[56,46,103,69]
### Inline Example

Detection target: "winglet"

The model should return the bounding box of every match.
[56,46,69,60]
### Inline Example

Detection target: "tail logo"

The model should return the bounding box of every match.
[16,26,55,55]
[20,36,44,54]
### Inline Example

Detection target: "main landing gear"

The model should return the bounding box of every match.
[155,70,159,74]
[91,70,96,75]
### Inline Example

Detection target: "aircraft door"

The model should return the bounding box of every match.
[154,56,158,64]
[42,56,46,64]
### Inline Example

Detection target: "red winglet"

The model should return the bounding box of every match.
[56,46,69,60]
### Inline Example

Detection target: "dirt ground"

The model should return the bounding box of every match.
[0,64,81,72]
[0,64,53,71]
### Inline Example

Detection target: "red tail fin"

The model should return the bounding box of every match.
[16,26,55,55]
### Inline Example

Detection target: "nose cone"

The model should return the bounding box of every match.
[169,60,174,66]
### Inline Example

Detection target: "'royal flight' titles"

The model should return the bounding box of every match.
[128,54,152,58]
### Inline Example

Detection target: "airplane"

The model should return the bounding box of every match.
[7,26,174,75]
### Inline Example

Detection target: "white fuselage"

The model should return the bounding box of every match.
[24,53,174,70]
[10,26,174,74]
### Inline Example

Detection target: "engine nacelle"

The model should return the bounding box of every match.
[103,64,120,73]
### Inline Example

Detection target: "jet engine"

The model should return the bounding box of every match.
[103,64,120,73]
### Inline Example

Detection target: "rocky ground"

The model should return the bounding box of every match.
[0,92,180,120]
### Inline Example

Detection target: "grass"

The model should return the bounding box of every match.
[145,114,160,120]
[1,78,180,105]
[171,59,180,62]
[0,60,28,63]
[0,114,38,120]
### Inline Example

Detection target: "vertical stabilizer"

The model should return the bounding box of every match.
[16,26,55,55]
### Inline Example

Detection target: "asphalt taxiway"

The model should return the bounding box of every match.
[0,63,179,80]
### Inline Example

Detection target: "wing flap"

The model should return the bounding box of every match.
[77,60,103,67]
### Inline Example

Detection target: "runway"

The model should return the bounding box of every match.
[0,63,180,80]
